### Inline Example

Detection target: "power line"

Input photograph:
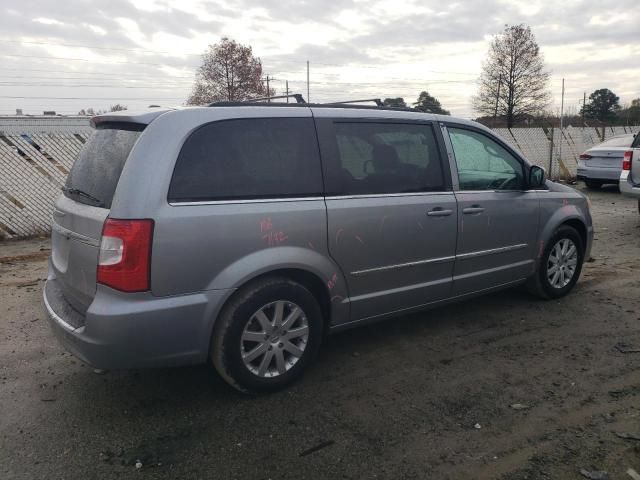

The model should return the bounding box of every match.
[0,70,195,80]
[0,95,187,100]
[274,69,479,80]
[0,82,190,89]
[0,53,198,68]
[0,38,204,56]
[0,66,195,79]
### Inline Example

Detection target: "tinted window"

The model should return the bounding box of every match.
[64,128,141,208]
[448,128,524,191]
[325,122,444,195]
[169,118,322,202]
[630,133,639,149]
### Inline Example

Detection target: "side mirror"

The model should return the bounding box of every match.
[529,165,546,188]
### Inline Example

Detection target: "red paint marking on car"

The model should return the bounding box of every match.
[327,273,338,290]
[259,217,273,233]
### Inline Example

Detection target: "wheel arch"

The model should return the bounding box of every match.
[204,247,350,352]
[537,206,589,267]
[561,218,588,251]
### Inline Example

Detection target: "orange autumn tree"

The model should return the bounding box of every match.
[187,38,273,105]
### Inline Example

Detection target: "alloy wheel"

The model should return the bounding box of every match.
[547,238,578,289]
[240,301,309,378]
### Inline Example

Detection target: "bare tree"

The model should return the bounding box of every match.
[473,24,551,128]
[187,38,272,105]
[109,104,127,112]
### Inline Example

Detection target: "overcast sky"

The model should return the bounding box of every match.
[0,0,638,118]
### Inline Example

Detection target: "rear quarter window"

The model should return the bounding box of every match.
[64,128,141,208]
[168,117,323,202]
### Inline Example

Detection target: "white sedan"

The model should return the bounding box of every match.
[578,133,637,189]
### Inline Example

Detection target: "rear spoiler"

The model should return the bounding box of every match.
[90,108,174,130]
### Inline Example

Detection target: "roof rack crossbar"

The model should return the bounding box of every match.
[208,94,306,106]
[323,98,384,107]
[248,93,307,104]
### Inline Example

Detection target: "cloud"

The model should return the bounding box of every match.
[0,0,638,116]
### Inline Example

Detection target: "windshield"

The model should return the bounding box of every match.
[64,128,141,208]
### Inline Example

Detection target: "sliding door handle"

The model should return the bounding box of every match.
[463,206,485,214]
[427,207,453,217]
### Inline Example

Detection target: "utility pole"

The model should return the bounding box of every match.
[582,91,586,126]
[266,75,270,102]
[493,73,502,128]
[557,78,565,180]
[306,61,310,103]
[285,80,289,103]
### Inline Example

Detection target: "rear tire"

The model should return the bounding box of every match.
[211,276,324,394]
[526,225,584,299]
[584,180,602,190]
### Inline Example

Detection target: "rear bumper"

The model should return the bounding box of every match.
[43,274,233,369]
[577,162,621,182]
[619,170,640,199]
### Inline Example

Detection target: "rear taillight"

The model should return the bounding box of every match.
[623,151,633,171]
[97,219,154,292]
[579,153,592,160]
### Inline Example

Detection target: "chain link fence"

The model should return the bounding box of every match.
[494,125,640,179]
[0,116,639,239]
[0,117,91,239]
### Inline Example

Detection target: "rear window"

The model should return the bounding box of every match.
[168,118,322,202]
[632,134,640,149]
[64,128,141,208]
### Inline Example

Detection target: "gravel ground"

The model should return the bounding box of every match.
[1,184,639,480]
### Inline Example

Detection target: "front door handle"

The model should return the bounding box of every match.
[463,205,485,214]
[427,207,453,217]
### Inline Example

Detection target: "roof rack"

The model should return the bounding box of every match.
[207,95,418,112]
[208,93,306,106]
[323,98,384,107]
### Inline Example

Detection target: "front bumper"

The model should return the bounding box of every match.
[585,225,594,262]
[619,170,640,199]
[43,275,233,369]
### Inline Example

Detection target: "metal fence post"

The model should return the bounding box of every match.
[548,126,554,178]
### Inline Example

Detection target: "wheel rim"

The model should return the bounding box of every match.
[240,300,309,378]
[547,238,578,289]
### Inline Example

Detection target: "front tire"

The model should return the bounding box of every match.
[527,225,584,299]
[211,277,324,394]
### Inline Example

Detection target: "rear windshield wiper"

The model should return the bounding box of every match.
[61,187,105,207]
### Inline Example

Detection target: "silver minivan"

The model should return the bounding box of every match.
[43,102,593,393]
